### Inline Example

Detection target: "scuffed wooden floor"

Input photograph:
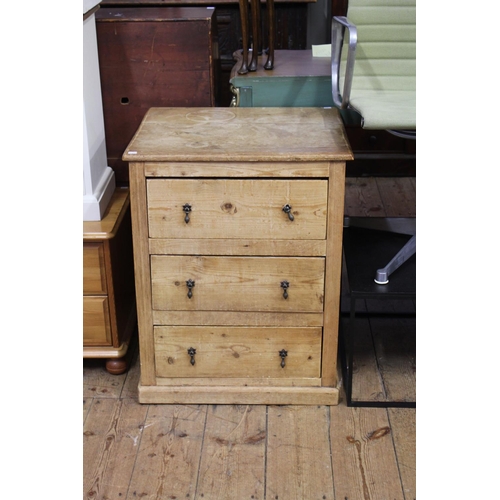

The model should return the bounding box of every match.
[83,177,416,500]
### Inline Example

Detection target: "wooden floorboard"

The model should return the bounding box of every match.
[376,177,416,218]
[83,177,416,500]
[371,316,416,403]
[388,408,416,500]
[330,405,406,500]
[126,404,206,499]
[344,177,385,217]
[267,405,335,500]
[197,405,266,498]
[341,316,387,402]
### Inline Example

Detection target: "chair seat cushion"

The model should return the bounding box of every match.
[349,90,416,129]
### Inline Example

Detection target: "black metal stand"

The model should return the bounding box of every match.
[341,218,416,408]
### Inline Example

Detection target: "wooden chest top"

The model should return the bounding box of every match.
[95,7,216,22]
[122,107,353,163]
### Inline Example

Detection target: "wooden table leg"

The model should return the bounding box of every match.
[264,0,275,70]
[249,0,261,71]
[238,0,250,74]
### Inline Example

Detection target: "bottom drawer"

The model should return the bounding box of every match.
[154,326,322,378]
[83,296,112,346]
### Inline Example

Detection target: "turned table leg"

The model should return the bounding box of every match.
[264,0,275,70]
[249,0,261,71]
[238,0,250,74]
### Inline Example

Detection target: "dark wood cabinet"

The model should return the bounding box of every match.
[95,6,220,184]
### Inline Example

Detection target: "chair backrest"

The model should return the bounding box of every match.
[339,0,416,129]
[343,0,416,91]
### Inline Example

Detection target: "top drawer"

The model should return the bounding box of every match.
[147,179,328,240]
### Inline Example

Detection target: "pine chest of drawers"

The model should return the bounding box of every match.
[123,107,352,404]
[83,188,136,374]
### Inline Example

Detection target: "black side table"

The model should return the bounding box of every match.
[341,218,416,408]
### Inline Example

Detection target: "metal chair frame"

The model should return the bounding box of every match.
[331,14,416,284]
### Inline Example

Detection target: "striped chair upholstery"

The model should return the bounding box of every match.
[333,0,416,130]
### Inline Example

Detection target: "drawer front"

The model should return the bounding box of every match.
[83,243,106,294]
[154,326,322,378]
[83,296,112,346]
[147,179,328,240]
[151,256,325,312]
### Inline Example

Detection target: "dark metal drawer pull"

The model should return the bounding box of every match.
[282,204,294,221]
[279,349,288,368]
[183,203,192,224]
[280,280,290,299]
[186,279,195,299]
[187,347,196,366]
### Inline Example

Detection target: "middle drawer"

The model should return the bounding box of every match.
[151,256,325,312]
[147,179,328,239]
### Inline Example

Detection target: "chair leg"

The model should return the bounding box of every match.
[343,216,416,285]
[374,235,416,284]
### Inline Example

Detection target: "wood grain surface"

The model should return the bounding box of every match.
[83,176,416,499]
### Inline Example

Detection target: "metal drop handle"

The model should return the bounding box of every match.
[186,279,195,299]
[187,347,196,365]
[183,203,192,224]
[280,280,290,299]
[279,349,288,368]
[282,204,294,221]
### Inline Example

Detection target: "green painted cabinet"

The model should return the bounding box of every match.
[230,50,334,108]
